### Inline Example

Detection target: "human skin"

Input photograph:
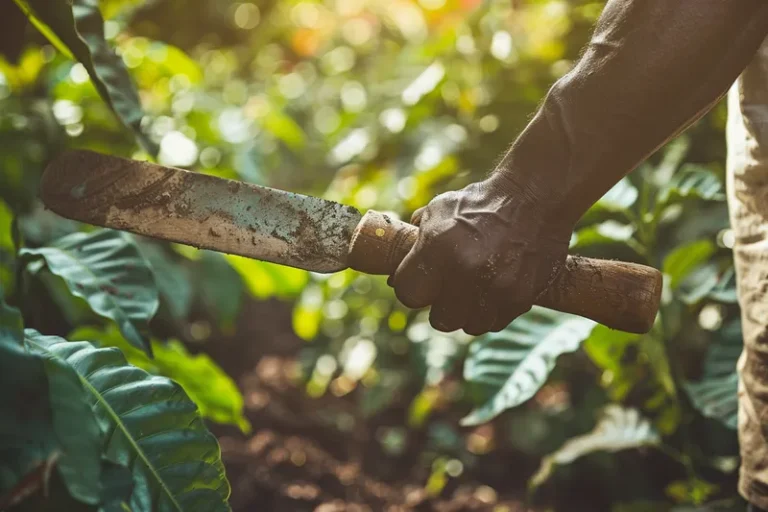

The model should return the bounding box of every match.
[390,0,768,336]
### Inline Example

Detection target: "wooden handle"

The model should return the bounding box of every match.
[347,210,662,334]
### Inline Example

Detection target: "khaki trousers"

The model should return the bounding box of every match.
[727,36,768,509]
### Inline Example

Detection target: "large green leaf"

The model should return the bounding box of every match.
[70,325,251,433]
[678,263,721,305]
[25,330,231,512]
[595,177,639,212]
[461,308,597,426]
[684,321,742,430]
[136,241,192,322]
[197,252,244,329]
[708,266,738,304]
[21,229,159,355]
[0,201,14,293]
[569,221,637,250]
[0,310,57,499]
[663,239,716,290]
[657,165,725,209]
[531,405,660,488]
[0,295,103,507]
[11,0,155,153]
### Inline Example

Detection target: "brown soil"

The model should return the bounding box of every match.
[202,298,538,512]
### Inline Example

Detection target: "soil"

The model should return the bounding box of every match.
[202,298,539,512]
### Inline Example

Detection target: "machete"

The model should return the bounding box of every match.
[39,150,662,334]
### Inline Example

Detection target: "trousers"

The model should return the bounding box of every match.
[727,36,768,510]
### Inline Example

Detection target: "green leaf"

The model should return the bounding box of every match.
[569,221,636,250]
[20,229,159,355]
[684,321,742,429]
[262,109,306,151]
[226,255,308,300]
[0,316,57,499]
[197,252,244,329]
[36,350,103,504]
[663,239,716,290]
[461,308,597,426]
[678,263,720,305]
[583,325,640,374]
[650,137,692,190]
[0,295,103,507]
[531,406,660,488]
[11,0,155,153]
[69,325,251,433]
[657,165,725,208]
[136,241,192,321]
[708,266,738,304]
[24,330,232,512]
[595,178,639,212]
[96,459,134,512]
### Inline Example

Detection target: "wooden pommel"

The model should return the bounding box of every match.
[347,210,663,334]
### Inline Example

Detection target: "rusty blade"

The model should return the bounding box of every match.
[40,150,362,273]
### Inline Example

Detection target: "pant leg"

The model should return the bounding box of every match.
[727,36,768,511]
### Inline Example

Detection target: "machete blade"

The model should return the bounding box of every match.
[40,150,362,273]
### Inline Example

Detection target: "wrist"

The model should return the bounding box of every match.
[484,170,576,241]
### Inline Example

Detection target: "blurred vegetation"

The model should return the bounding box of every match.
[0,0,746,510]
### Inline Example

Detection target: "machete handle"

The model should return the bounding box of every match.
[347,210,662,334]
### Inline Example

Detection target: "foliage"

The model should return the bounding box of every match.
[0,0,745,509]
[21,229,159,354]
[462,308,596,426]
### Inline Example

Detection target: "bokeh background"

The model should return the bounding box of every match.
[0,0,745,510]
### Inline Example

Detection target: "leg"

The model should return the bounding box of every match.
[727,36,768,512]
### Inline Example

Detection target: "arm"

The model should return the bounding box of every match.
[499,0,768,226]
[391,0,768,335]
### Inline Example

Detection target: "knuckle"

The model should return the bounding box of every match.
[464,325,490,336]
[430,310,462,333]
[395,286,430,309]
[432,319,459,333]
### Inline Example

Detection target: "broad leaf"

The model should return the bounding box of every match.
[657,165,725,208]
[21,229,159,355]
[36,351,103,504]
[0,295,103,507]
[226,255,308,300]
[461,308,597,426]
[708,266,738,304]
[531,406,660,487]
[595,177,639,212]
[684,321,742,429]
[583,325,640,374]
[25,330,231,512]
[678,263,720,305]
[570,221,636,250]
[136,241,192,322]
[678,264,738,306]
[70,325,251,433]
[0,314,57,500]
[197,252,244,329]
[11,0,155,153]
[663,239,716,290]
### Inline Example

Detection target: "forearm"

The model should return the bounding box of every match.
[495,0,768,226]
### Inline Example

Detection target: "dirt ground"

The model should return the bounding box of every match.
[203,299,538,512]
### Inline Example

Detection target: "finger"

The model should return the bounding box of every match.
[410,207,426,226]
[392,238,442,309]
[463,291,498,336]
[429,275,472,333]
[491,301,531,332]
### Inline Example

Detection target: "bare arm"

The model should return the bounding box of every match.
[391,0,768,335]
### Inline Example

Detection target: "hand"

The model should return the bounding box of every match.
[389,174,572,336]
